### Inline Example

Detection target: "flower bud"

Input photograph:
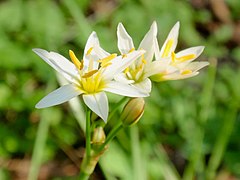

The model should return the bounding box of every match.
[92,126,106,145]
[120,98,145,126]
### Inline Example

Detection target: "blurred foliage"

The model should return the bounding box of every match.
[0,0,240,179]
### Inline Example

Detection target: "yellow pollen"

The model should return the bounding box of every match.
[86,47,94,55]
[162,39,173,58]
[129,48,135,53]
[101,62,112,68]
[181,69,192,75]
[176,54,196,62]
[171,52,176,62]
[124,67,129,74]
[69,50,83,70]
[82,70,98,78]
[142,59,147,64]
[98,54,117,64]
[122,54,127,58]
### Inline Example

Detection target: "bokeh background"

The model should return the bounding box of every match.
[0,0,240,179]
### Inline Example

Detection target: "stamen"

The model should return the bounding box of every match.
[176,54,196,62]
[122,54,127,59]
[171,52,176,62]
[82,70,98,78]
[98,54,117,64]
[69,50,82,69]
[129,48,135,53]
[101,62,112,68]
[86,47,93,55]
[181,69,192,75]
[162,39,173,58]
[142,59,147,64]
[124,67,129,74]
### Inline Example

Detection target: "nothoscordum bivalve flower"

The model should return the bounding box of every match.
[33,32,149,122]
[120,98,145,126]
[115,21,158,94]
[148,22,209,81]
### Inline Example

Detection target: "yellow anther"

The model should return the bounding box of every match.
[86,47,94,55]
[176,54,196,62]
[181,69,192,75]
[171,52,176,62]
[129,48,135,53]
[124,67,129,74]
[142,59,147,64]
[82,70,98,78]
[69,50,82,69]
[101,62,112,68]
[98,54,117,64]
[162,39,173,58]
[122,54,127,58]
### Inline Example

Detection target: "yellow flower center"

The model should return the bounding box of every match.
[124,53,146,82]
[69,48,116,94]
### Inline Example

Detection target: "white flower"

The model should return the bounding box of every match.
[115,21,158,93]
[33,32,148,122]
[149,22,209,81]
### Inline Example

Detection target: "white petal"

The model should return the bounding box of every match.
[163,71,199,80]
[176,46,204,60]
[144,58,170,78]
[138,21,158,62]
[159,22,180,58]
[154,37,161,60]
[117,23,135,54]
[83,32,101,70]
[94,44,110,59]
[83,92,108,122]
[114,73,135,84]
[133,78,152,93]
[36,84,82,109]
[184,61,209,72]
[102,50,144,80]
[104,81,149,97]
[33,48,78,83]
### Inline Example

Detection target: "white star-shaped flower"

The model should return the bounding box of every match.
[34,32,148,122]
[115,21,158,93]
[148,22,209,81]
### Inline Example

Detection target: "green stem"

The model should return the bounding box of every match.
[130,125,145,180]
[28,116,50,180]
[99,122,123,151]
[85,107,91,161]
[206,105,238,180]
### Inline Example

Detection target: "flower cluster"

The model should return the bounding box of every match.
[34,21,209,122]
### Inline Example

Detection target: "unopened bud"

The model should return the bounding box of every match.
[120,98,145,126]
[92,126,106,145]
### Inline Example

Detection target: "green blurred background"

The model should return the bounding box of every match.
[0,0,240,179]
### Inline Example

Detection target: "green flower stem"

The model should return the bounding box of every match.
[28,117,50,180]
[85,107,91,160]
[130,125,145,180]
[104,122,122,147]
[206,104,238,180]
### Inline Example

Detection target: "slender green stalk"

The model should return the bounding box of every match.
[28,116,50,180]
[206,104,238,180]
[130,125,145,180]
[85,108,91,160]
[100,122,123,150]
